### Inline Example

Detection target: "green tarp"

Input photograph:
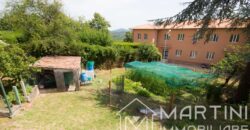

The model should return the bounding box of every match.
[125,61,213,87]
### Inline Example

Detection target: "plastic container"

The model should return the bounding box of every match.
[87,77,92,81]
[86,70,95,79]
[80,73,88,82]
[86,61,94,70]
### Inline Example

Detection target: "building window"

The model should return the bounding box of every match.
[190,51,197,59]
[164,34,170,40]
[144,33,148,40]
[177,33,185,41]
[162,49,168,59]
[192,33,200,44]
[206,52,215,60]
[175,50,182,57]
[137,33,141,40]
[209,34,219,42]
[229,34,239,43]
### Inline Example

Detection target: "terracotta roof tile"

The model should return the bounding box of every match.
[33,56,81,70]
[132,20,247,30]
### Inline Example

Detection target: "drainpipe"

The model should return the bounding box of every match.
[163,30,171,60]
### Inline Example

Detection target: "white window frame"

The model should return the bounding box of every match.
[190,51,197,59]
[144,33,148,40]
[206,52,215,60]
[138,33,141,40]
[164,33,170,40]
[192,34,199,44]
[229,34,239,43]
[209,34,219,42]
[175,50,182,57]
[177,33,184,41]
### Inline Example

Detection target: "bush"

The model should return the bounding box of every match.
[24,41,162,68]
[126,69,171,96]
[138,44,161,61]
[26,85,33,94]
[113,77,151,97]
[137,89,151,97]
[7,90,25,105]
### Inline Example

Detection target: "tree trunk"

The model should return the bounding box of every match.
[222,68,237,88]
[235,62,250,103]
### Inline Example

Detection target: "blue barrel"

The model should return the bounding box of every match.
[80,73,88,82]
[86,61,94,70]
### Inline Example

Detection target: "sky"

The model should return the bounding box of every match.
[0,0,188,30]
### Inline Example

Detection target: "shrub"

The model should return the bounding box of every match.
[24,41,162,68]
[7,90,25,105]
[137,44,161,61]
[26,85,33,94]
[126,69,171,96]
[137,89,151,97]
[113,77,151,97]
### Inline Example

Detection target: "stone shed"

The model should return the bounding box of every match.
[33,56,81,91]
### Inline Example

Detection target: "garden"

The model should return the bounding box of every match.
[0,0,249,129]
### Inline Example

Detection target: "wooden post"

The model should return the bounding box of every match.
[0,80,12,116]
[109,80,111,106]
[168,93,175,113]
[121,75,125,93]
[12,86,21,105]
[109,60,112,106]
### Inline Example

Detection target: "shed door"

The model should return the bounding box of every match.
[64,72,74,87]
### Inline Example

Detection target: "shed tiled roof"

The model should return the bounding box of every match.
[33,56,81,70]
[132,20,247,30]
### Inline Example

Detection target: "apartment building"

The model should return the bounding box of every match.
[132,20,247,65]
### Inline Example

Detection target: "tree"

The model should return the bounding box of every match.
[138,45,161,61]
[0,0,81,44]
[0,44,36,84]
[123,31,133,42]
[89,13,111,31]
[153,0,250,40]
[155,0,250,103]
[213,45,250,87]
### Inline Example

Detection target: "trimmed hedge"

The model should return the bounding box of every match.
[24,42,161,68]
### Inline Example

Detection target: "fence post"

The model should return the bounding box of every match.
[20,77,29,102]
[12,86,21,105]
[0,80,12,116]
[121,75,125,93]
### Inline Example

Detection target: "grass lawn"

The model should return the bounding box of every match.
[0,68,249,129]
[0,68,161,130]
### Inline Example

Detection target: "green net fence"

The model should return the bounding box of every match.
[125,61,214,88]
